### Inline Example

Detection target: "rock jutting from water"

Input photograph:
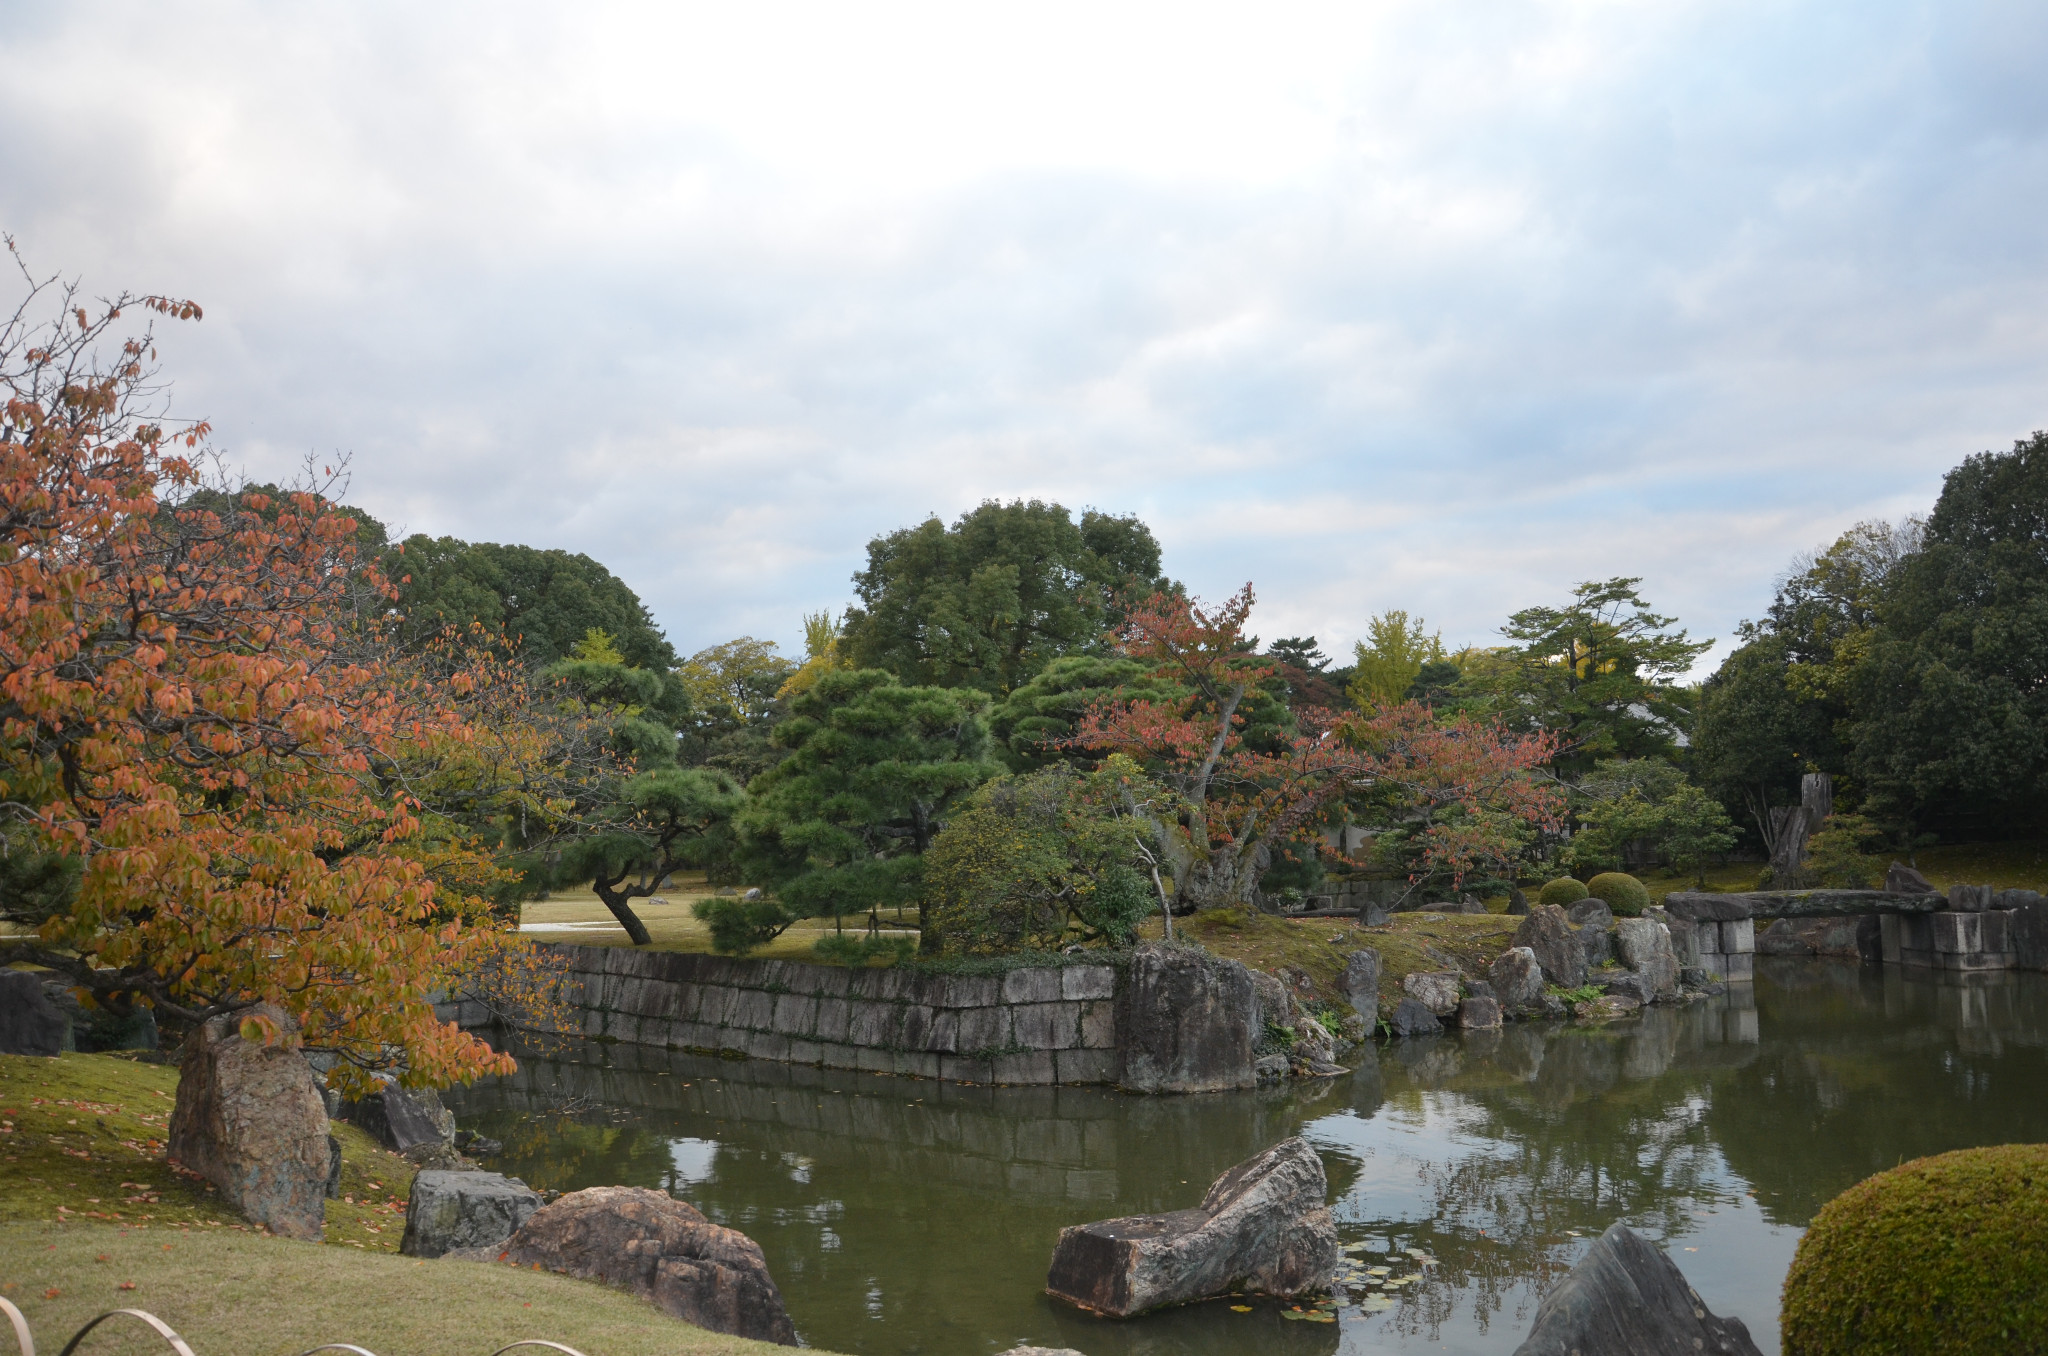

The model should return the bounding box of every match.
[1490,947,1546,1011]
[1402,970,1463,1017]
[1512,1221,1761,1356]
[479,1184,798,1344]
[1341,948,1381,1017]
[1044,1136,1339,1318]
[1116,942,1259,1092]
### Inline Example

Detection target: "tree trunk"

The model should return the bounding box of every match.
[593,882,653,946]
[1801,772,1833,826]
[1768,806,1809,882]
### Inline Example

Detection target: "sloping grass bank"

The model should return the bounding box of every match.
[0,1220,800,1356]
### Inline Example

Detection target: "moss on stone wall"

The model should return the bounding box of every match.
[1780,1142,2048,1354]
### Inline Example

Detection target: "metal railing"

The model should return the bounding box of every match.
[0,1301,587,1356]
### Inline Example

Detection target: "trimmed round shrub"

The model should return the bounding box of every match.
[1537,877,1588,909]
[1781,1143,2048,1355]
[1585,871,1649,916]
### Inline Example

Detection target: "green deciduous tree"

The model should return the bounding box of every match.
[840,499,1166,694]
[734,669,999,949]
[387,535,676,669]
[921,756,1172,954]
[1349,610,1446,710]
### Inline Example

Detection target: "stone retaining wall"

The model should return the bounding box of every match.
[455,943,1123,1086]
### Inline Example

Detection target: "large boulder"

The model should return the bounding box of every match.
[166,1004,330,1240]
[401,1170,542,1258]
[1045,1137,1338,1317]
[1341,949,1381,1017]
[1116,943,1256,1093]
[491,1185,797,1344]
[1402,971,1462,1017]
[1490,948,1545,1010]
[1616,919,1679,1000]
[0,970,69,1056]
[1513,905,1586,989]
[343,1074,459,1166]
[1456,996,1502,1029]
[1513,1222,1761,1356]
[1578,923,1615,968]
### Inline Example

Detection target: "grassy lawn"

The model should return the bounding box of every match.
[522,876,917,961]
[0,1052,827,1356]
[0,1220,803,1356]
[0,1052,414,1250]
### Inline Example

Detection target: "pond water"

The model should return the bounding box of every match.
[446,959,2048,1356]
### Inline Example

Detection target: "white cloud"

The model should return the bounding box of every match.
[2,0,2043,676]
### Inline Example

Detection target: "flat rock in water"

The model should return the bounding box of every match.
[1387,997,1442,1037]
[1045,1136,1338,1318]
[494,1185,798,1344]
[0,970,68,1056]
[166,1004,330,1240]
[1513,1222,1761,1356]
[1513,905,1586,989]
[1456,996,1502,1029]
[1402,971,1463,1016]
[401,1170,543,1258]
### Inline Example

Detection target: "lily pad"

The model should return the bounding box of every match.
[1229,1305,1252,1313]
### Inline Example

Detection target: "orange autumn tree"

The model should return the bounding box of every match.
[1069,585,1562,912]
[0,252,514,1091]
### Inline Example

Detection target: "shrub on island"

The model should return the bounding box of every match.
[1585,871,1649,916]
[1537,877,1589,909]
[1780,1143,2048,1355]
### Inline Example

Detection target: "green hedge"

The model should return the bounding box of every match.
[1781,1143,2048,1354]
[1585,871,1648,916]
[1537,877,1588,909]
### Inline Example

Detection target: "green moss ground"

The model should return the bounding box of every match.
[0,1220,803,1356]
[1147,908,1520,1016]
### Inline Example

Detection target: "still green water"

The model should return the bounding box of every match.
[447,959,2048,1356]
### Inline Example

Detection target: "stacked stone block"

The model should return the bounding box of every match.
[1692,917,1755,982]
[1880,910,2022,972]
[521,945,1120,1086]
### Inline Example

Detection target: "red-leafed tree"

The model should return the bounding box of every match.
[0,248,535,1094]
[1070,585,1562,912]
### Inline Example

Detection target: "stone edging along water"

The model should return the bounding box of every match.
[445,941,1269,1091]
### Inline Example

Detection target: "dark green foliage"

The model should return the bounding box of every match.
[0,829,80,931]
[1693,632,1842,842]
[533,657,744,945]
[1406,658,1463,706]
[1584,871,1648,916]
[1537,877,1588,908]
[811,932,916,965]
[387,535,676,669]
[1852,434,2048,837]
[840,500,1166,695]
[986,654,1166,769]
[1476,577,1711,772]
[1780,1143,2048,1355]
[1801,813,1883,888]
[738,669,999,930]
[692,895,803,955]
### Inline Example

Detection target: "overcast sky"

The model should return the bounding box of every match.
[4,1,2044,672]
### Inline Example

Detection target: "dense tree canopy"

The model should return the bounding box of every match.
[840,499,1167,694]
[734,668,998,946]
[387,534,676,669]
[1850,434,2048,837]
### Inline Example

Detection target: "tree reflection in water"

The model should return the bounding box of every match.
[446,965,2048,1356]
